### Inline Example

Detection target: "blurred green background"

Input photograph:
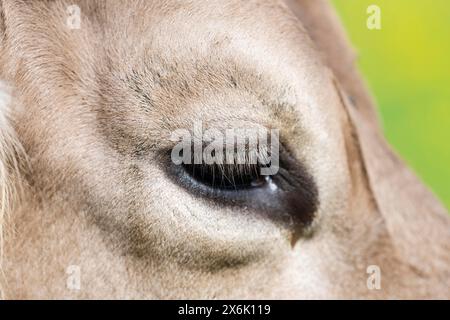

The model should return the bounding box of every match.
[332,0,450,209]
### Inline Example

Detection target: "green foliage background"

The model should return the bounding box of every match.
[332,0,450,208]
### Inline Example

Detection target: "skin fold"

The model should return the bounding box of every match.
[0,0,448,299]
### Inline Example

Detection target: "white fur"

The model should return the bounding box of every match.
[0,81,24,273]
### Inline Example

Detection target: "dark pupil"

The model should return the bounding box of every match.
[182,162,267,190]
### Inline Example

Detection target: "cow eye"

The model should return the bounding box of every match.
[181,162,269,190]
[167,143,278,199]
[165,144,319,229]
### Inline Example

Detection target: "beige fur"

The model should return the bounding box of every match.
[0,80,27,299]
[0,0,448,299]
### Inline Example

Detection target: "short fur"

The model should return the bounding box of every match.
[0,0,448,299]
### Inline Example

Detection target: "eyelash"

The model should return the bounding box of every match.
[169,158,309,212]
[181,162,269,191]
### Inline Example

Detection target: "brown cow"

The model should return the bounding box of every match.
[0,0,448,299]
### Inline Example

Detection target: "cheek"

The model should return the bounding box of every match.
[309,124,351,221]
[283,80,352,230]
[84,156,291,269]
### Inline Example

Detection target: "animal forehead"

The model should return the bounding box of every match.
[8,1,321,85]
[12,0,315,62]
[55,1,312,68]
[73,1,328,120]
[8,0,334,134]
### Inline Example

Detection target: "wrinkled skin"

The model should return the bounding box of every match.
[0,0,449,299]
